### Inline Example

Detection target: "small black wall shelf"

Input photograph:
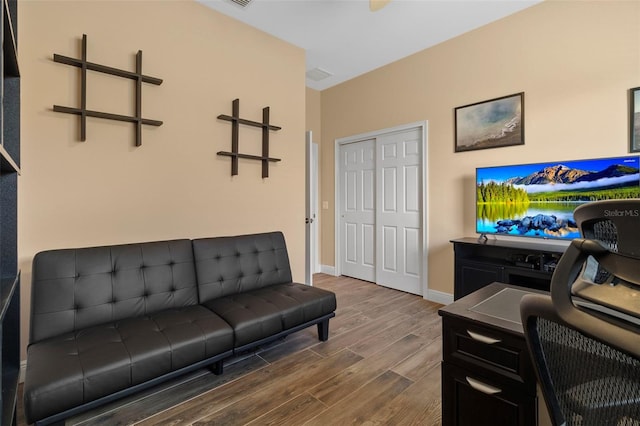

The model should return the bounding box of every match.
[217,98,281,178]
[53,34,163,147]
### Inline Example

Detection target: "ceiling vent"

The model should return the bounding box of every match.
[306,67,333,82]
[228,0,253,7]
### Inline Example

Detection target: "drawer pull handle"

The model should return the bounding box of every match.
[466,377,502,395]
[467,330,501,345]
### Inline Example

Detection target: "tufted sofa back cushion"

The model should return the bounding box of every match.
[30,239,198,344]
[193,232,293,303]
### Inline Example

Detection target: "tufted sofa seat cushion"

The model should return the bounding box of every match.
[202,282,337,348]
[193,232,337,348]
[23,305,233,424]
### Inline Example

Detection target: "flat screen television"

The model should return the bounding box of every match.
[476,155,640,240]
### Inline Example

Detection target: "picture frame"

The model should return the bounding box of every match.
[455,92,524,152]
[630,87,640,153]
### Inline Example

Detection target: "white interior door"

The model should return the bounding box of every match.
[339,139,376,282]
[312,143,320,274]
[375,128,422,295]
[305,131,314,285]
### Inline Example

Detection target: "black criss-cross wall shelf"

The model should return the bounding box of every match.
[53,34,163,147]
[217,98,282,178]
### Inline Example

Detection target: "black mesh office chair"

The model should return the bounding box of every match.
[520,199,640,425]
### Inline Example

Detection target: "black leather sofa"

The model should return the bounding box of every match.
[23,232,336,425]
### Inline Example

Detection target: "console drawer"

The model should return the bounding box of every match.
[442,316,535,394]
[442,362,536,426]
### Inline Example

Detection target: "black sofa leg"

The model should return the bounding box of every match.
[317,319,330,342]
[211,360,224,375]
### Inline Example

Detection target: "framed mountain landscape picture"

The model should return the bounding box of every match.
[455,92,524,152]
[631,87,640,153]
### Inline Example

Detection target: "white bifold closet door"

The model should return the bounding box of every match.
[339,128,422,295]
[375,128,422,295]
[340,139,376,283]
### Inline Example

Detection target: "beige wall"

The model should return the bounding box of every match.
[306,87,322,143]
[18,1,305,358]
[320,0,640,295]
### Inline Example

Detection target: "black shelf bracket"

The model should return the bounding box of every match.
[217,99,282,178]
[53,34,163,147]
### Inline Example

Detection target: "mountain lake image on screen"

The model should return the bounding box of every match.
[476,155,640,240]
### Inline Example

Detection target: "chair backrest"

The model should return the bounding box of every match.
[574,198,640,287]
[521,294,640,425]
[521,199,640,425]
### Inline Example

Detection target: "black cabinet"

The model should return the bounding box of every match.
[442,363,535,426]
[439,283,543,426]
[0,0,20,424]
[0,277,19,426]
[451,238,565,300]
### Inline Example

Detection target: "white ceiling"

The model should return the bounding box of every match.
[198,0,541,91]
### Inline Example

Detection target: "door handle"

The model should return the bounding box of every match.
[467,330,501,345]
[465,377,502,395]
[305,218,314,224]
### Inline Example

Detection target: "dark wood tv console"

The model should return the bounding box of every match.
[451,237,566,300]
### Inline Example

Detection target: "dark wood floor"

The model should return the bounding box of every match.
[18,274,444,425]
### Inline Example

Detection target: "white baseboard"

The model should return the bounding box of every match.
[319,265,336,276]
[20,360,26,383]
[425,289,453,305]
